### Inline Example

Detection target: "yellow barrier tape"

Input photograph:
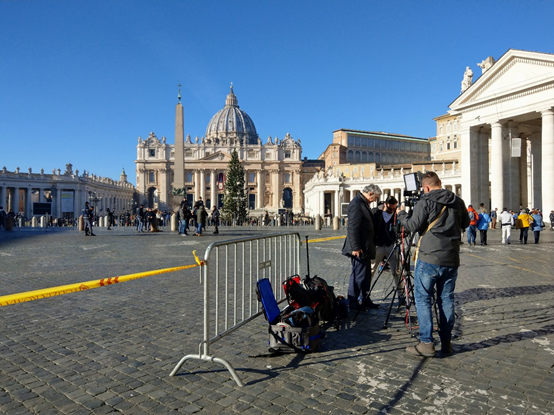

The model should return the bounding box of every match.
[192,250,205,266]
[307,236,345,243]
[0,262,200,307]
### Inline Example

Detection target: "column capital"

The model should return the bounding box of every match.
[541,108,554,117]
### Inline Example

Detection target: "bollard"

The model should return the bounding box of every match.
[78,215,84,231]
[314,214,322,230]
[4,216,14,231]
[40,216,47,228]
[18,217,24,227]
[98,216,104,228]
[333,216,340,230]
[32,216,38,228]
[171,212,178,231]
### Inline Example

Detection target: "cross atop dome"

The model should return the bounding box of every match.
[225,83,238,107]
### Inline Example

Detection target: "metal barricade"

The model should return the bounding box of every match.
[170,232,302,387]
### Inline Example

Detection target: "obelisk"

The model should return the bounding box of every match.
[174,85,185,192]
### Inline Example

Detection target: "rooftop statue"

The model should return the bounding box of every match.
[461,66,473,93]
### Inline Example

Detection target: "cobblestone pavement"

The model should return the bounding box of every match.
[0,224,553,414]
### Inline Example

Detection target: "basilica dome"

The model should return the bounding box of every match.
[205,86,258,145]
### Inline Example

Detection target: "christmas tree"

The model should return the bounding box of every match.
[222,149,248,224]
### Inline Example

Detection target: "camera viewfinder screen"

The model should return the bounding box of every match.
[404,173,418,192]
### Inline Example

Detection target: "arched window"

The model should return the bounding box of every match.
[282,187,293,208]
[355,151,361,162]
[285,173,291,183]
[368,152,374,163]
[375,153,380,163]
[382,154,387,163]
[361,151,367,162]
[347,150,354,161]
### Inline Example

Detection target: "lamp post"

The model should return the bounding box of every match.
[88,192,102,217]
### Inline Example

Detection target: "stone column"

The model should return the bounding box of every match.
[256,170,263,209]
[319,191,325,217]
[210,170,216,209]
[541,109,554,215]
[0,186,6,210]
[334,189,340,217]
[272,170,280,208]
[490,122,504,211]
[194,171,200,202]
[199,170,205,202]
[25,188,32,218]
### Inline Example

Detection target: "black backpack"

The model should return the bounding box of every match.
[304,276,336,322]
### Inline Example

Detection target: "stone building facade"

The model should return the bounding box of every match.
[0,164,134,219]
[135,86,304,214]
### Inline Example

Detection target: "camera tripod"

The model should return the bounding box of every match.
[355,228,440,338]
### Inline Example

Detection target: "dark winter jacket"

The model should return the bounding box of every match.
[398,188,469,267]
[342,193,376,260]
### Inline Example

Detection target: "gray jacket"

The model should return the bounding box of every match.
[398,188,469,267]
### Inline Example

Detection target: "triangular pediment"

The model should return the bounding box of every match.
[200,151,233,162]
[451,49,554,110]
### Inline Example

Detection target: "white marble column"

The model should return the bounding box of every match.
[333,189,340,217]
[272,170,280,208]
[256,170,263,209]
[490,122,504,211]
[541,109,554,214]
[199,170,206,202]
[25,188,32,218]
[319,191,325,217]
[210,170,216,209]
[194,171,200,201]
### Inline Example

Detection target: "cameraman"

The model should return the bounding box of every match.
[342,184,382,311]
[372,196,402,297]
[397,172,469,357]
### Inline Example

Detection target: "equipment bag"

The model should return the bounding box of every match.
[257,278,320,354]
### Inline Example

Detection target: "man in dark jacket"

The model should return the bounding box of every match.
[397,171,469,357]
[342,184,382,311]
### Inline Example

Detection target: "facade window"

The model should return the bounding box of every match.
[248,150,255,158]
[285,151,291,158]
[361,151,367,162]
[368,152,374,163]
[285,173,291,183]
[439,142,443,152]
[447,141,451,150]
[185,150,193,157]
[149,172,155,183]
[355,151,361,162]
[249,173,255,183]
[186,172,193,182]
[206,175,210,184]
[367,138,374,148]
[170,151,175,158]
[149,149,155,157]
[347,150,353,161]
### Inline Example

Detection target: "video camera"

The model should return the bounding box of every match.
[403,172,424,208]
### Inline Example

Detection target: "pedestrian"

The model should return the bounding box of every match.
[467,205,479,245]
[476,208,491,245]
[499,207,514,244]
[491,208,498,229]
[0,206,5,230]
[195,205,208,236]
[371,196,402,301]
[530,209,544,243]
[106,208,113,230]
[341,183,382,311]
[137,205,145,232]
[178,204,190,235]
[398,171,469,357]
[517,209,533,244]
[550,210,554,230]
[212,205,220,234]
[82,202,95,236]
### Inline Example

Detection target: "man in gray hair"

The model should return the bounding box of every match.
[342,184,382,310]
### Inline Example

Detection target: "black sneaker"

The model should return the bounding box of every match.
[361,299,380,309]
[349,303,367,312]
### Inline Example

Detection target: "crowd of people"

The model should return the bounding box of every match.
[465,205,550,245]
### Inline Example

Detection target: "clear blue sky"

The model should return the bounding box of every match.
[2,1,553,184]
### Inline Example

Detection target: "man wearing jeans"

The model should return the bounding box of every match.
[397,172,469,357]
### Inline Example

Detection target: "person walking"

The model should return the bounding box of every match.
[82,202,95,236]
[517,209,533,244]
[549,210,554,230]
[341,184,382,311]
[212,205,220,234]
[530,209,544,244]
[476,209,491,245]
[137,205,145,232]
[397,172,469,357]
[195,205,208,236]
[106,208,113,230]
[466,205,479,245]
[491,208,498,230]
[499,207,514,244]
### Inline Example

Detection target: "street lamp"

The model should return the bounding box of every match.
[88,191,102,216]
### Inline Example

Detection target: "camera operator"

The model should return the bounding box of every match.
[397,172,469,357]
[342,184,382,311]
[372,196,401,298]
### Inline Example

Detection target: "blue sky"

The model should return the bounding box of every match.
[2,0,554,184]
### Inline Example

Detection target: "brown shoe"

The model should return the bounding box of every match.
[406,342,435,357]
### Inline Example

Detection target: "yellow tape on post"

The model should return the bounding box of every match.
[0,263,200,307]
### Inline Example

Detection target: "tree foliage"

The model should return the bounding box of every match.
[222,150,248,223]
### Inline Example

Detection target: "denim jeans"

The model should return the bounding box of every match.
[179,219,188,234]
[467,225,476,244]
[413,260,458,344]
[196,223,203,235]
[137,218,143,232]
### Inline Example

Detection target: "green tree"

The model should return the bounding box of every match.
[222,150,248,224]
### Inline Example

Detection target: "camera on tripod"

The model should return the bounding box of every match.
[403,172,424,209]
